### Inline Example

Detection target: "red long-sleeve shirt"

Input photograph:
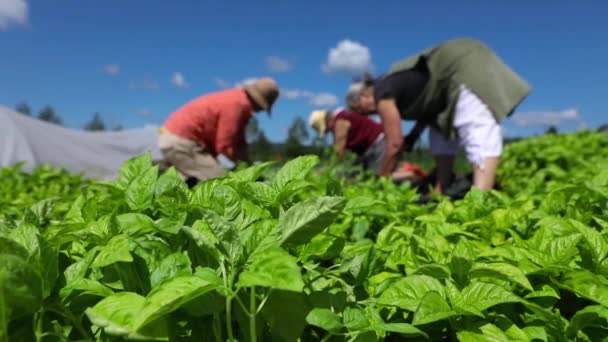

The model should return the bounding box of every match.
[163,88,253,160]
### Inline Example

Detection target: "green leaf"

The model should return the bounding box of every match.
[117,213,157,236]
[412,291,457,326]
[132,272,221,329]
[260,290,311,342]
[126,165,158,211]
[377,275,446,311]
[149,252,192,288]
[305,308,343,333]
[566,305,608,338]
[273,155,319,190]
[457,323,512,342]
[558,270,608,306]
[85,292,166,339]
[60,278,114,302]
[237,246,304,292]
[372,323,428,338]
[0,254,43,320]
[343,307,369,331]
[452,282,522,317]
[242,181,278,208]
[229,161,275,182]
[278,196,345,246]
[470,262,534,291]
[116,153,153,190]
[91,234,133,268]
[524,285,560,299]
[199,208,242,262]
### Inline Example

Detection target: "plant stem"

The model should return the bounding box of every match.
[213,314,223,342]
[35,308,44,342]
[249,286,256,342]
[226,296,234,342]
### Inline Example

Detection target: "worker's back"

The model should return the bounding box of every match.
[334,109,383,155]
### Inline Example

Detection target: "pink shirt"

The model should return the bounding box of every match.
[164,88,253,160]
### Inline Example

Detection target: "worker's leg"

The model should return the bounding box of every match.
[429,128,457,194]
[363,134,386,176]
[452,85,503,191]
[158,131,225,182]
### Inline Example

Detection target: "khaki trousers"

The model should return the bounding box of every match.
[158,131,225,181]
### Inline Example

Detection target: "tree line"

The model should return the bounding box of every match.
[14,101,123,131]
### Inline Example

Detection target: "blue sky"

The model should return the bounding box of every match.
[1,0,607,142]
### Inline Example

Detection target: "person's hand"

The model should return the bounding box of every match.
[216,154,236,170]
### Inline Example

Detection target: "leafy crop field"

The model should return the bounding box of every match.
[1,131,608,342]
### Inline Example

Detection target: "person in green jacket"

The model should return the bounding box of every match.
[347,38,531,194]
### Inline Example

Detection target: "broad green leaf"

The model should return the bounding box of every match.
[372,323,428,338]
[260,290,311,342]
[305,308,343,333]
[149,252,192,288]
[229,161,275,182]
[132,271,221,329]
[300,233,345,261]
[470,262,533,291]
[117,213,157,236]
[377,275,446,311]
[412,291,457,326]
[91,234,133,268]
[343,307,369,331]
[116,153,153,190]
[570,219,608,263]
[126,165,158,211]
[524,285,560,299]
[237,246,304,292]
[278,196,346,246]
[457,323,512,342]
[533,233,582,267]
[273,155,319,190]
[0,254,43,320]
[59,278,114,302]
[85,292,166,339]
[567,305,608,338]
[452,282,522,317]
[242,181,278,208]
[558,270,608,306]
[199,208,241,262]
[411,264,451,280]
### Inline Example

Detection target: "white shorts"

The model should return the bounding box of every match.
[429,85,503,170]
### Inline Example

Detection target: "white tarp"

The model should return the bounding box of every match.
[0,105,162,180]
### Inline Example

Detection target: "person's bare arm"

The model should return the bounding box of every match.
[333,119,351,158]
[377,99,404,176]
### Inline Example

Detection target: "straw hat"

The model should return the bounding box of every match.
[242,77,280,115]
[309,110,329,137]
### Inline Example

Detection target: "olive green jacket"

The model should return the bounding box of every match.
[383,38,532,140]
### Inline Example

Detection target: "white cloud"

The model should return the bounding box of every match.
[282,88,339,108]
[309,93,339,107]
[103,64,120,76]
[0,0,28,30]
[510,108,586,128]
[129,80,160,90]
[265,56,292,73]
[171,72,189,88]
[322,39,373,76]
[283,89,314,100]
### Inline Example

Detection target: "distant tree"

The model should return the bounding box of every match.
[545,125,558,135]
[38,106,63,126]
[250,131,274,161]
[598,124,608,133]
[15,102,32,116]
[285,117,310,158]
[246,116,261,143]
[84,112,106,131]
